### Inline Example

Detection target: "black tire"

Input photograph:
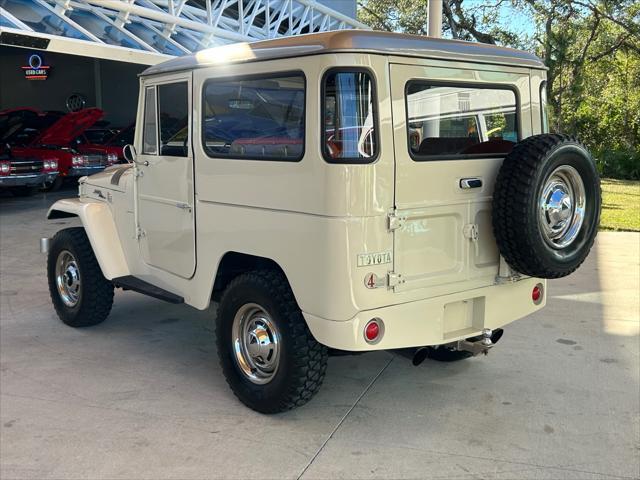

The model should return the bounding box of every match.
[47,227,114,327]
[42,175,64,192]
[426,347,473,362]
[9,186,36,197]
[216,270,328,413]
[492,134,601,278]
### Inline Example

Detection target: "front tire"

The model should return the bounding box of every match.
[47,228,114,327]
[42,175,64,192]
[216,270,328,413]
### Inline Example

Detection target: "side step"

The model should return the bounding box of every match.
[112,276,184,304]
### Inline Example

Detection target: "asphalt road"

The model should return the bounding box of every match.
[1,187,639,480]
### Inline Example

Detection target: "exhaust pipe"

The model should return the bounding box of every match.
[411,328,504,366]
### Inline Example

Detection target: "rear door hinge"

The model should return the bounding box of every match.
[463,223,479,241]
[388,212,405,231]
[387,272,404,288]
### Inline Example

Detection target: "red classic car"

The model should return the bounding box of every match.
[0,145,59,196]
[1,108,118,191]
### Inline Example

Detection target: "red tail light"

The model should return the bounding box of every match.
[364,318,384,344]
[532,283,544,304]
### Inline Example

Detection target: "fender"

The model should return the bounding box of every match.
[47,198,130,280]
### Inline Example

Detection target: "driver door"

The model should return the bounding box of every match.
[136,73,195,279]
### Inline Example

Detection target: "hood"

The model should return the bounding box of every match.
[35,108,104,146]
[83,164,132,193]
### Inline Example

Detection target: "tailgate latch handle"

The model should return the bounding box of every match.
[460,178,483,189]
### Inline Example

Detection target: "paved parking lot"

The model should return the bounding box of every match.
[1,187,639,480]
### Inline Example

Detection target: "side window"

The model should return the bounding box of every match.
[158,82,189,157]
[142,86,157,155]
[540,81,549,133]
[322,69,378,163]
[406,82,518,160]
[202,73,305,161]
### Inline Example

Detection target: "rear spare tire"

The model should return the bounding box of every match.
[492,134,600,278]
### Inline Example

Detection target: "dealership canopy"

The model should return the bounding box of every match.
[0,0,367,65]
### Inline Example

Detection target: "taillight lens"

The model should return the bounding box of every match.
[363,318,384,344]
[0,161,11,176]
[532,283,544,304]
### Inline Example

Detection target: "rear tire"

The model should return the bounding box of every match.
[47,228,114,327]
[426,347,473,362]
[216,270,328,413]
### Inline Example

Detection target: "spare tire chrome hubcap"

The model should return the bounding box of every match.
[539,165,586,249]
[232,303,280,384]
[56,250,81,307]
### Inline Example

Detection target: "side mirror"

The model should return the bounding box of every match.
[123,144,136,164]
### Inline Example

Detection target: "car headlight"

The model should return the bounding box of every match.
[107,153,117,164]
[0,161,10,174]
[72,155,84,166]
[50,159,58,170]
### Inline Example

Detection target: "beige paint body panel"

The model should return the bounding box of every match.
[48,42,549,350]
[47,197,129,280]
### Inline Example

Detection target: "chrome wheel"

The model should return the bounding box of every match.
[55,250,81,307]
[538,165,586,249]
[231,303,281,385]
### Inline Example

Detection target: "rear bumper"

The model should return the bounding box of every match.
[303,277,545,351]
[0,172,57,187]
[68,165,106,177]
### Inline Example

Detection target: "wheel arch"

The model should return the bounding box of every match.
[211,251,290,301]
[47,198,130,280]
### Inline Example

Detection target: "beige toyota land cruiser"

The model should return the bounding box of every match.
[43,31,601,413]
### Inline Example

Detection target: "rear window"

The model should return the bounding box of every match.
[322,69,378,163]
[406,82,518,160]
[202,73,305,161]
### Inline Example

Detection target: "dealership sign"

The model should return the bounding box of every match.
[21,54,50,80]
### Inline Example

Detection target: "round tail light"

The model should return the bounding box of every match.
[532,283,544,304]
[364,318,384,344]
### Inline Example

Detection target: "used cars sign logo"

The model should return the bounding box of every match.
[22,54,50,80]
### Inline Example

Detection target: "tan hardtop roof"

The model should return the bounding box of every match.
[142,30,545,76]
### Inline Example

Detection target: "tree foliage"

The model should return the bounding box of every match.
[357,0,640,178]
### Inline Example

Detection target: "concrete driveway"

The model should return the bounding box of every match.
[1,188,639,480]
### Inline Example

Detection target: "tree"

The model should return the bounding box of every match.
[357,0,640,178]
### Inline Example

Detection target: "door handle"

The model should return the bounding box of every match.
[460,178,483,189]
[176,202,192,213]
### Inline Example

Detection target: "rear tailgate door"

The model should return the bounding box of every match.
[390,62,531,295]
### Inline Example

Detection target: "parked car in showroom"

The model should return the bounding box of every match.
[76,124,135,163]
[0,145,58,196]
[2,108,118,190]
[42,31,601,413]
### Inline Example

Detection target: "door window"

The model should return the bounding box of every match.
[142,86,157,155]
[406,82,518,160]
[158,82,189,157]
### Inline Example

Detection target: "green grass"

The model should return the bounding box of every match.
[600,179,640,231]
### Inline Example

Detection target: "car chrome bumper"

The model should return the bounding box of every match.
[303,277,546,351]
[0,172,57,187]
[68,165,106,177]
